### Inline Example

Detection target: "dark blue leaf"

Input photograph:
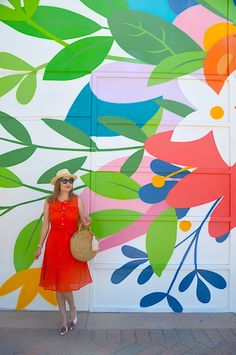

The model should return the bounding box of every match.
[179,270,196,292]
[121,245,147,259]
[167,295,183,313]
[150,159,189,178]
[196,277,211,303]
[175,208,190,219]
[216,233,229,243]
[137,265,153,285]
[139,181,177,204]
[198,269,226,290]
[111,259,147,284]
[168,0,197,15]
[140,292,166,307]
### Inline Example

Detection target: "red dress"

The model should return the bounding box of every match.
[39,195,92,292]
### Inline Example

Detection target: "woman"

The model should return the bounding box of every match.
[34,169,92,336]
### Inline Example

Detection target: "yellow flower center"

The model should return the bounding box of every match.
[179,220,192,232]
[152,175,165,188]
[210,106,224,120]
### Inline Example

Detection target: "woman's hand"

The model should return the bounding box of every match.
[34,247,42,260]
[82,216,91,226]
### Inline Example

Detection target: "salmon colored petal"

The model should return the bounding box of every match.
[208,197,231,238]
[38,287,57,306]
[144,131,227,169]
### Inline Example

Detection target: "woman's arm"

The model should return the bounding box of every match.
[35,199,50,259]
[78,197,91,226]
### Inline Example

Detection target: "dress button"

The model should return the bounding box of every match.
[62,223,64,226]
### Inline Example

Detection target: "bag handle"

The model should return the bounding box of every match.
[78,223,92,232]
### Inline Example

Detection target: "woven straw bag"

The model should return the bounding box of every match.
[70,224,99,262]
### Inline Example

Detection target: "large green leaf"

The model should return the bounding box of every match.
[80,0,128,18]
[0,52,33,70]
[23,0,39,17]
[0,167,22,188]
[81,171,141,199]
[0,146,36,167]
[44,36,113,81]
[148,51,206,86]
[0,111,32,144]
[154,99,195,118]
[141,107,163,137]
[37,156,87,184]
[108,10,202,65]
[0,74,24,97]
[146,208,177,277]
[120,149,144,177]
[14,218,43,271]
[0,4,23,20]
[42,118,97,148]
[91,209,142,238]
[16,73,37,105]
[3,6,102,39]
[98,116,148,143]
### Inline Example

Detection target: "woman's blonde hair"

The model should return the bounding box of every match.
[47,178,76,203]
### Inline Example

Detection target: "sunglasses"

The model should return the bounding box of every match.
[61,178,74,184]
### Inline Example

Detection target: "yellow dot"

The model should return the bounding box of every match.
[210,106,224,120]
[179,220,192,232]
[152,175,165,188]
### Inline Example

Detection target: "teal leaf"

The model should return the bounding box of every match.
[42,118,97,148]
[81,171,141,199]
[0,167,22,188]
[154,99,195,118]
[120,149,144,177]
[80,0,128,18]
[44,36,113,81]
[0,74,24,97]
[0,52,33,70]
[98,116,148,143]
[37,156,87,184]
[146,208,177,277]
[16,73,37,104]
[0,146,36,167]
[3,6,102,39]
[108,10,202,65]
[148,51,206,86]
[141,107,163,137]
[90,209,143,238]
[23,0,39,17]
[14,218,43,271]
[0,111,32,144]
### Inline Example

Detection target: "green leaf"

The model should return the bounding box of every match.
[91,209,143,238]
[146,208,177,277]
[120,149,144,177]
[142,107,163,137]
[196,1,228,21]
[3,6,102,39]
[0,52,33,70]
[37,156,87,184]
[81,171,141,199]
[154,99,195,118]
[80,0,128,18]
[14,218,43,271]
[16,73,37,105]
[0,74,24,97]
[148,51,206,85]
[42,118,97,148]
[98,116,148,143]
[0,146,36,167]
[44,36,113,81]
[0,111,32,144]
[0,4,23,20]
[0,167,22,188]
[23,0,39,17]
[108,10,202,65]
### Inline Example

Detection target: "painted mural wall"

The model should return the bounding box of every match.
[0,0,235,312]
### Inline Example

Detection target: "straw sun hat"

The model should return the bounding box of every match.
[50,169,78,185]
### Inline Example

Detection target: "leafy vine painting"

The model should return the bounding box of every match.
[0,0,235,312]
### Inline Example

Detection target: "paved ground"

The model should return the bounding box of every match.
[1,311,236,354]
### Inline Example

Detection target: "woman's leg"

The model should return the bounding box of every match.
[56,292,67,327]
[63,291,76,321]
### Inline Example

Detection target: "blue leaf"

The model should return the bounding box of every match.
[128,0,176,22]
[167,295,183,313]
[216,233,229,243]
[179,270,196,292]
[196,277,211,303]
[168,0,197,15]
[140,292,166,307]
[198,269,226,290]
[137,265,153,285]
[139,181,177,204]
[150,159,189,178]
[121,245,147,259]
[175,208,190,219]
[111,259,147,284]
